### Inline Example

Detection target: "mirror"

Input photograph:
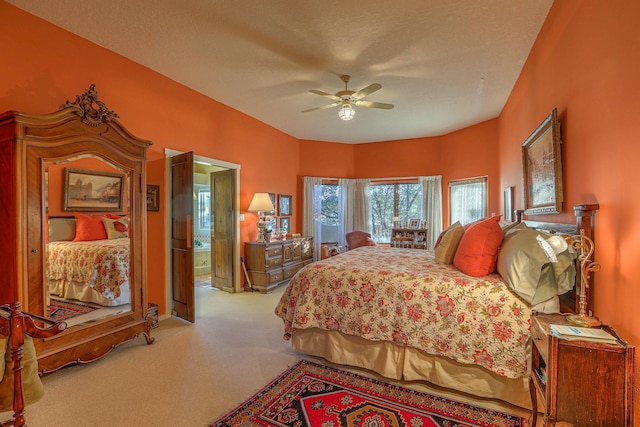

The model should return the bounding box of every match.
[44,154,132,327]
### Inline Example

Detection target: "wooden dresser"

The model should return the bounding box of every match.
[244,237,313,292]
[530,312,634,426]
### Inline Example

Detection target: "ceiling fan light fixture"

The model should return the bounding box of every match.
[338,104,355,121]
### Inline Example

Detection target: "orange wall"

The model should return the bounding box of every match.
[4,2,640,416]
[499,0,640,418]
[300,119,501,226]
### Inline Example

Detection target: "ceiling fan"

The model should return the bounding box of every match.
[302,75,394,121]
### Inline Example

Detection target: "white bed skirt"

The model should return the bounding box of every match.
[291,328,532,409]
[48,279,131,307]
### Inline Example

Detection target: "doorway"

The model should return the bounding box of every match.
[164,149,241,323]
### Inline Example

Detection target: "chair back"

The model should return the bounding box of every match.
[345,231,376,250]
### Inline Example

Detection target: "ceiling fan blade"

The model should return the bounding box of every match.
[354,100,395,110]
[351,83,382,100]
[302,102,341,113]
[309,89,341,101]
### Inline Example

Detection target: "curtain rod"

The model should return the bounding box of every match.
[311,176,428,181]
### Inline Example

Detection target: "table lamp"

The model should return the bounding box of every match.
[248,192,275,243]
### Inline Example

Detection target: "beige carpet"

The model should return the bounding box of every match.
[2,285,535,426]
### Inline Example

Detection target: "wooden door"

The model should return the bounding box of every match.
[171,152,195,322]
[211,169,235,291]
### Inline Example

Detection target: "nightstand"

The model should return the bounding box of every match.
[530,312,634,426]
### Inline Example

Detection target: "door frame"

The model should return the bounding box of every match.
[163,149,242,313]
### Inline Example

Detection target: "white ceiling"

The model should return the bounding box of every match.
[8,0,553,144]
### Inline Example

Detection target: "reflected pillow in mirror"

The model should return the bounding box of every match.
[103,217,129,239]
[73,213,108,241]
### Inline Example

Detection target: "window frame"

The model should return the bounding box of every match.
[448,176,488,225]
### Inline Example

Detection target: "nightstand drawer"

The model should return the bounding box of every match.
[531,317,548,362]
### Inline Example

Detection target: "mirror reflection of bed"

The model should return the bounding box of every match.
[45,155,132,327]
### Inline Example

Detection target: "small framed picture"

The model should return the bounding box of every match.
[408,218,421,229]
[147,184,160,212]
[280,217,290,233]
[268,192,277,215]
[279,194,292,216]
[503,186,514,222]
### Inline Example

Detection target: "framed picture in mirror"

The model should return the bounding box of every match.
[63,168,124,212]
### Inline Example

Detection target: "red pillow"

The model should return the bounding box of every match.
[73,213,108,241]
[453,216,503,277]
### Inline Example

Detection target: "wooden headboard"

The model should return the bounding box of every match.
[515,203,599,314]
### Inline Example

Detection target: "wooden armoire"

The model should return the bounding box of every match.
[0,85,154,372]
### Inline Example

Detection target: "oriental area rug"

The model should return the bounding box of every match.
[49,298,97,322]
[210,360,525,427]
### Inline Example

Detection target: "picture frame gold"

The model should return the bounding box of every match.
[63,168,125,212]
[522,108,563,215]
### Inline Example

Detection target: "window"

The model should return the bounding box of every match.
[319,183,339,243]
[197,187,210,229]
[370,182,421,243]
[449,177,487,225]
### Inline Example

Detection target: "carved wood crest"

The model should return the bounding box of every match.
[60,84,119,126]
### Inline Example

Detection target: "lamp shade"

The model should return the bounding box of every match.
[248,192,274,212]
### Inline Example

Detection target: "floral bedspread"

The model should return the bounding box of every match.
[275,246,532,379]
[46,238,129,301]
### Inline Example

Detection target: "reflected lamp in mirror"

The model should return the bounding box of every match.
[248,192,275,243]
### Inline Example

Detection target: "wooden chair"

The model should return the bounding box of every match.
[0,302,66,427]
[392,236,415,248]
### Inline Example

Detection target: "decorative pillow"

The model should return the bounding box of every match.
[73,213,108,241]
[496,228,557,305]
[102,217,129,239]
[434,221,464,264]
[48,217,77,242]
[544,235,576,295]
[500,221,527,235]
[453,216,503,277]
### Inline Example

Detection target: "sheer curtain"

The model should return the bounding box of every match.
[419,175,442,249]
[338,178,371,247]
[353,179,371,232]
[337,179,354,248]
[303,176,323,260]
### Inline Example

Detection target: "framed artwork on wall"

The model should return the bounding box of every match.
[280,217,290,233]
[268,192,277,216]
[522,108,563,215]
[503,186,513,222]
[63,168,124,212]
[147,184,160,212]
[279,194,292,216]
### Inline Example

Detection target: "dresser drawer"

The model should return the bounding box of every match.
[267,246,283,257]
[267,256,282,268]
[283,263,301,279]
[248,269,284,286]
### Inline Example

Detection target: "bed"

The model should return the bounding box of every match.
[46,216,131,307]
[275,204,598,409]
